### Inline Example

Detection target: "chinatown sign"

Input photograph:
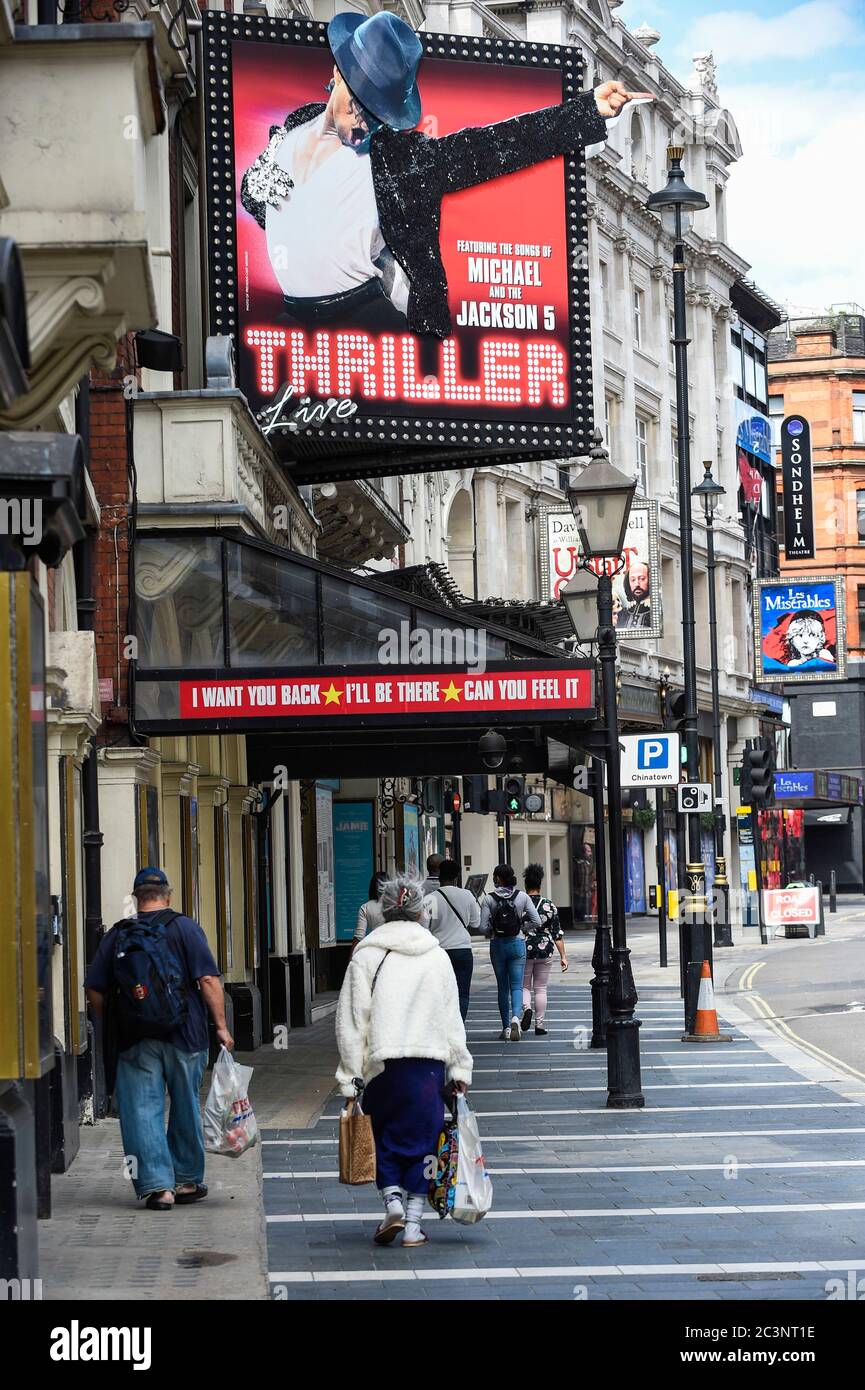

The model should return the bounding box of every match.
[202,12,596,481]
[133,662,595,735]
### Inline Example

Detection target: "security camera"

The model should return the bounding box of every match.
[479,729,507,770]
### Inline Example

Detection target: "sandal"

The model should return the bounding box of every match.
[402,1229,429,1247]
[373,1211,406,1245]
[144,1191,174,1211]
[174,1184,208,1205]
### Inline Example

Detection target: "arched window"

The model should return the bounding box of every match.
[445,489,476,598]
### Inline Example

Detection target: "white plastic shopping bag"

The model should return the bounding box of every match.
[452,1093,493,1224]
[204,1045,259,1157]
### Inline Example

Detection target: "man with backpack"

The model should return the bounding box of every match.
[84,867,234,1211]
[480,865,542,1041]
[423,858,481,1021]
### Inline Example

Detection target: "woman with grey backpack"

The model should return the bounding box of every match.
[480,864,541,1041]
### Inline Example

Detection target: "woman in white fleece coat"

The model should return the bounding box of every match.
[335,876,473,1248]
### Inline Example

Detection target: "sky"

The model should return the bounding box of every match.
[616,0,865,313]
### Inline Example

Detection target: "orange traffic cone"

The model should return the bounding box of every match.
[682,960,733,1042]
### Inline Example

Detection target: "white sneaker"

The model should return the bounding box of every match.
[509,1016,522,1041]
[500,1027,510,1041]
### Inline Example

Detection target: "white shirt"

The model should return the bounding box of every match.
[265,115,389,300]
[424,885,481,950]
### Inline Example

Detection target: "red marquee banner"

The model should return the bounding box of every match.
[178,667,593,722]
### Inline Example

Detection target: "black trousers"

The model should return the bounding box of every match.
[446,948,474,1023]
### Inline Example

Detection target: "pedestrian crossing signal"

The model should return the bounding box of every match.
[504,775,525,815]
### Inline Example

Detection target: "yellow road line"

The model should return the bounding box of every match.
[738,960,766,993]
[746,990,865,1086]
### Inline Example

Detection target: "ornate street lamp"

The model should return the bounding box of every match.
[692,461,733,947]
[647,147,712,1034]
[563,431,644,1108]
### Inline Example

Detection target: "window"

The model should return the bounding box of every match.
[670,429,679,496]
[753,349,768,407]
[769,395,785,448]
[729,329,743,390]
[859,586,865,644]
[227,544,319,667]
[668,310,675,367]
[599,260,608,296]
[633,287,644,347]
[135,535,225,668]
[635,414,649,493]
[858,492,865,543]
[744,343,757,398]
[321,575,412,663]
[604,395,611,444]
[854,391,865,445]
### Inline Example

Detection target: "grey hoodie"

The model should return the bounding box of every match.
[480,887,541,937]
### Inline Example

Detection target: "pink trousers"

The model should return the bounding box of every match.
[523,958,554,1026]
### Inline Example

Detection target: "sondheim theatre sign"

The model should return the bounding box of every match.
[202,11,602,481]
[780,415,815,561]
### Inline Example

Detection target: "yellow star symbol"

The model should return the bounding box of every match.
[323,683,342,706]
[442,680,462,703]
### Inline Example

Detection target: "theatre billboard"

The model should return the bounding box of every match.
[202,12,598,481]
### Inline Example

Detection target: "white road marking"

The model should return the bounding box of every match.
[268,1257,865,1285]
[470,1080,830,1095]
[319,1101,861,1120]
[261,1125,865,1147]
[266,1198,865,1224]
[264,1158,865,1179]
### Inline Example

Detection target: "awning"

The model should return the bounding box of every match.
[131,529,596,741]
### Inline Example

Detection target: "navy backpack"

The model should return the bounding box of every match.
[111,910,190,1038]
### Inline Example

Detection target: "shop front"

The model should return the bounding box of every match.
[131,530,597,1033]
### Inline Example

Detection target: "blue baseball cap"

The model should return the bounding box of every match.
[133,866,170,892]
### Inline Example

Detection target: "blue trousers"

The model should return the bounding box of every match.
[363,1058,446,1195]
[115,1039,207,1197]
[446,948,474,1022]
[490,936,527,1028]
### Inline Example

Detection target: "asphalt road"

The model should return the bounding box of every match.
[719,903,865,1085]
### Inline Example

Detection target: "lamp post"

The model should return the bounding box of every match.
[561,569,611,1051]
[647,147,712,1034]
[692,460,733,948]
[563,433,644,1108]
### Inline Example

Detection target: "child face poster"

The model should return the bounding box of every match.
[754,577,846,683]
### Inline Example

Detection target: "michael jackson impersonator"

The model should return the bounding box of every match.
[241,11,651,335]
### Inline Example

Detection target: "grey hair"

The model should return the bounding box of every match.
[380,876,427,922]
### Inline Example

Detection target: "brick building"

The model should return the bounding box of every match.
[768,307,865,888]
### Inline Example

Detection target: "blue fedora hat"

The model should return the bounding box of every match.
[327,11,422,131]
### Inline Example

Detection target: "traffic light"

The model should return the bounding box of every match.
[503,774,525,815]
[443,779,462,815]
[662,687,686,731]
[741,739,775,807]
[461,775,487,813]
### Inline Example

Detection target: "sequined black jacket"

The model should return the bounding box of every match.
[240,92,608,338]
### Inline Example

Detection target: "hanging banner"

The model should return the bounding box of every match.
[202,11,598,481]
[780,415,815,560]
[735,397,772,466]
[539,497,662,639]
[753,576,846,684]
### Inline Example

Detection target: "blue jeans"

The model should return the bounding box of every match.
[115,1039,208,1197]
[490,936,527,1028]
[446,948,474,1021]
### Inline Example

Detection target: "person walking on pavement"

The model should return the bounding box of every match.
[352,869,387,951]
[423,858,480,1021]
[83,868,234,1212]
[480,864,541,1041]
[335,876,472,1248]
[421,852,444,895]
[521,863,568,1036]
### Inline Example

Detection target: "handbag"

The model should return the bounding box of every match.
[337,950,391,1186]
[338,1087,376,1185]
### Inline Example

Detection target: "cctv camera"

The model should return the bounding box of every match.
[479,729,507,770]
